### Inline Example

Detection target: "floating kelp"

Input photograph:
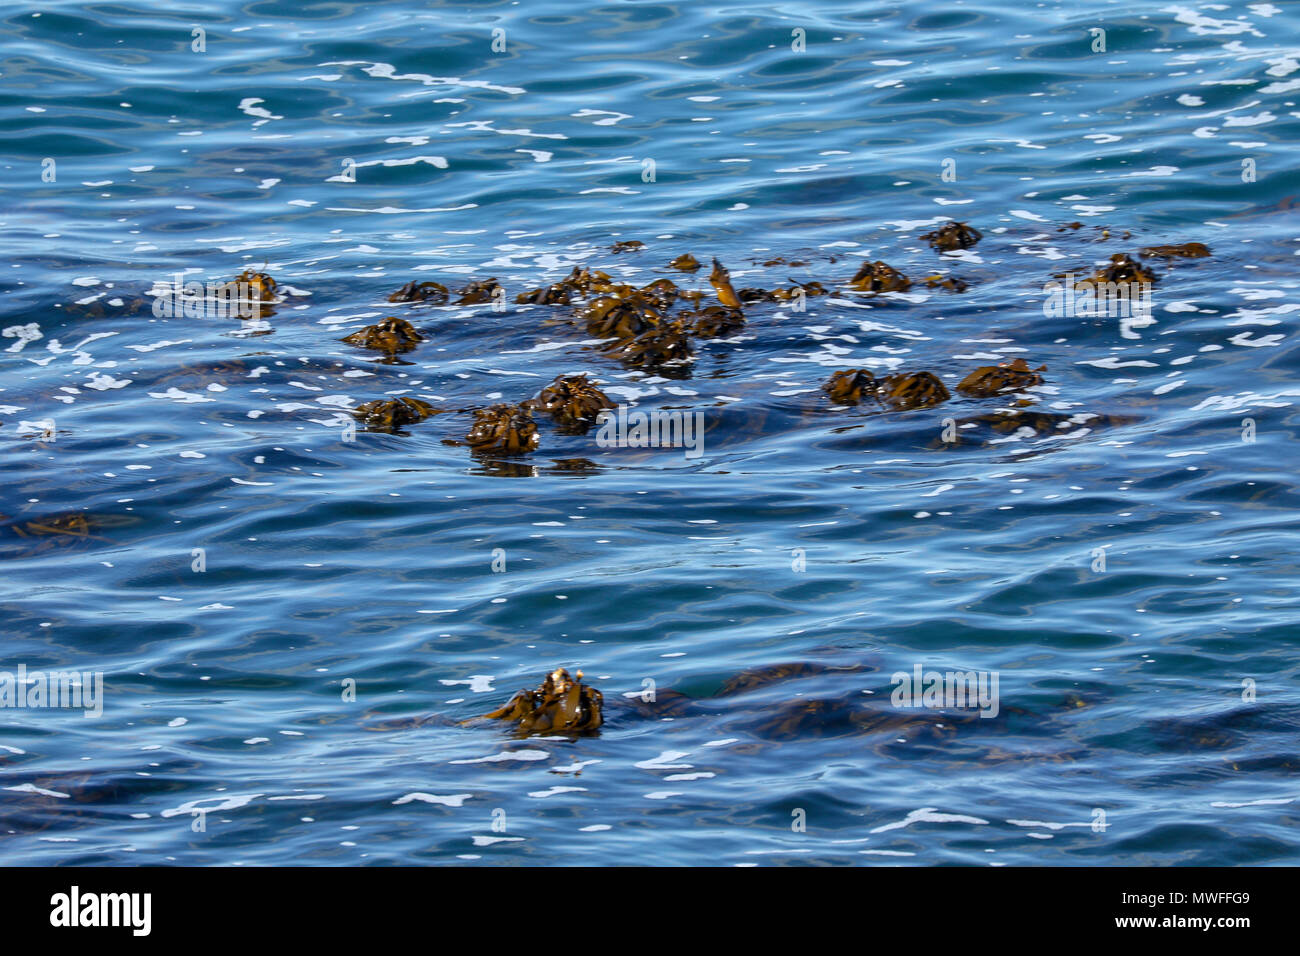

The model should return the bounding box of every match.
[200,267,280,320]
[340,317,425,355]
[689,306,745,338]
[352,397,435,432]
[611,240,645,254]
[526,374,616,433]
[737,281,827,304]
[670,253,701,271]
[823,368,878,404]
[558,266,615,296]
[1081,254,1157,285]
[878,371,950,409]
[775,280,827,301]
[709,258,742,309]
[920,221,982,252]
[516,283,572,305]
[604,322,694,370]
[549,457,603,474]
[924,274,970,293]
[1140,242,1211,259]
[455,278,503,305]
[230,267,277,301]
[848,260,911,292]
[956,358,1046,397]
[583,296,660,339]
[637,278,681,310]
[466,403,539,454]
[387,280,449,304]
[480,667,603,735]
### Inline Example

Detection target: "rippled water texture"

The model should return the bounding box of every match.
[1,0,1298,865]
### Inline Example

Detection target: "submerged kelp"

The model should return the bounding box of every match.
[4,512,102,550]
[1140,242,1211,259]
[480,667,604,735]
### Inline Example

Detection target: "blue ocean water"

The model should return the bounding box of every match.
[1,0,1298,865]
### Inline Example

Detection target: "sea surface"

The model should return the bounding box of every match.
[1,0,1298,866]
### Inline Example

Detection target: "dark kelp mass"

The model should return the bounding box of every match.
[340,316,425,355]
[465,403,540,455]
[920,221,983,252]
[141,218,1196,467]
[352,397,437,432]
[480,668,604,735]
[956,359,1047,397]
[524,374,617,434]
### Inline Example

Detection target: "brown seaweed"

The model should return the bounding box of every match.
[1140,242,1211,259]
[526,374,616,433]
[823,369,878,405]
[604,322,694,369]
[878,371,950,409]
[387,281,449,304]
[956,358,1046,397]
[516,283,573,305]
[924,274,969,293]
[455,278,504,305]
[920,221,982,252]
[1080,254,1157,285]
[352,397,436,432]
[849,260,911,292]
[481,667,603,735]
[689,306,745,338]
[709,258,743,309]
[466,403,539,455]
[340,317,425,355]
